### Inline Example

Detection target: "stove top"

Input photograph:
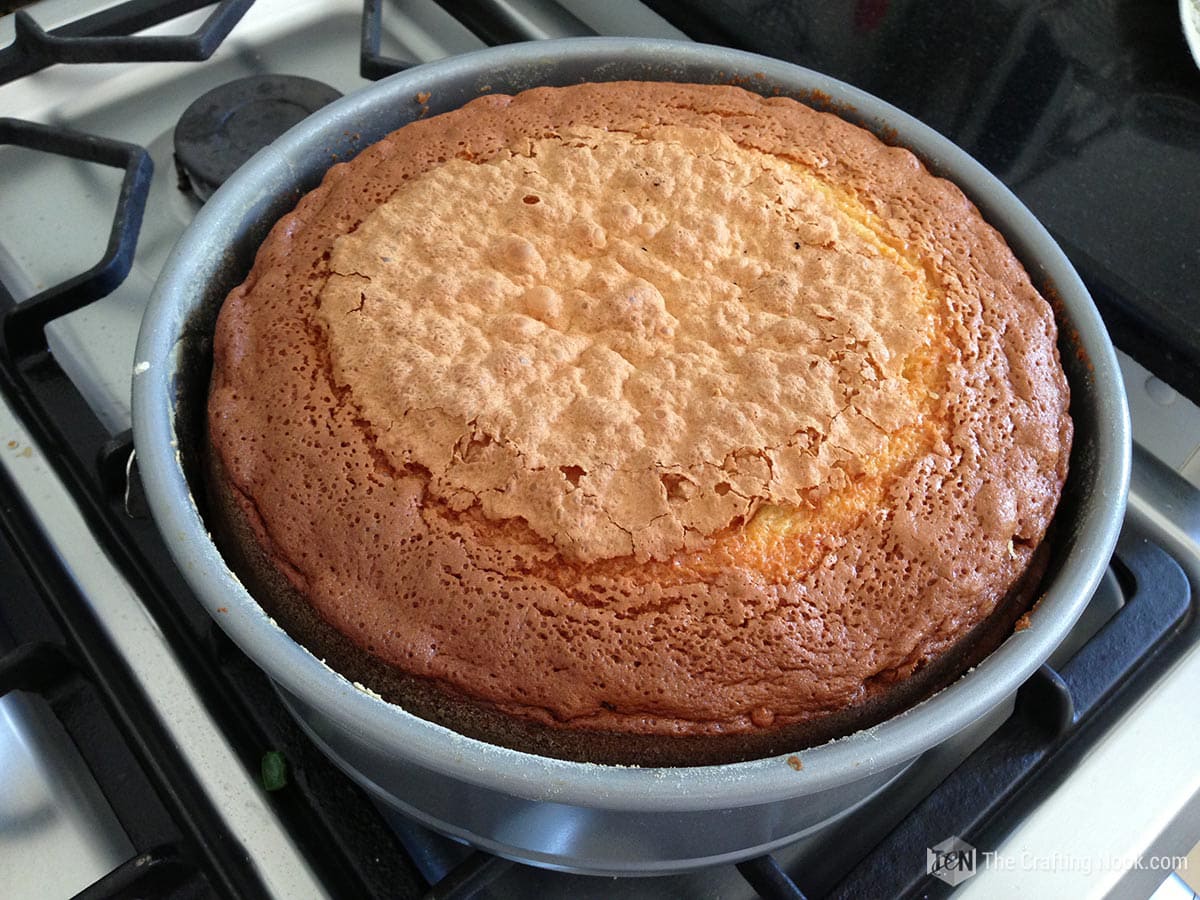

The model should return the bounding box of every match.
[642,0,1200,407]
[1,2,1199,898]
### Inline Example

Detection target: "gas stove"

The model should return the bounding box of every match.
[1,2,1199,898]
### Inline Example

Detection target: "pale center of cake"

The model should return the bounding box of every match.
[317,125,937,563]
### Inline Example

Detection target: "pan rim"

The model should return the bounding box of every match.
[132,36,1130,812]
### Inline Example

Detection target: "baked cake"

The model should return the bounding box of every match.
[206,81,1072,766]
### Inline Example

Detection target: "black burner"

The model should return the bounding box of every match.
[174,74,342,201]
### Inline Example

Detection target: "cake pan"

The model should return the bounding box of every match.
[133,38,1130,874]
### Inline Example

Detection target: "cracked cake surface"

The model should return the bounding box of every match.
[207,81,1072,766]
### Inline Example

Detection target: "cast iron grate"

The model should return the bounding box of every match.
[0,0,255,85]
[359,0,415,81]
[0,118,152,357]
[358,0,597,81]
[738,857,808,900]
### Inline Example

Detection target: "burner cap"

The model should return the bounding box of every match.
[174,75,342,201]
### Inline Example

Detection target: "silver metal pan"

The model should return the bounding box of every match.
[132,38,1130,875]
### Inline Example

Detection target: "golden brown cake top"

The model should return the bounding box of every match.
[208,81,1071,744]
[320,124,930,563]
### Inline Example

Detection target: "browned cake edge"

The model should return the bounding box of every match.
[207,446,1048,767]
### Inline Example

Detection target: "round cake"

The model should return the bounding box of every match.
[206,81,1072,767]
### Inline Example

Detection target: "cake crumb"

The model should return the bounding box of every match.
[353,680,385,701]
[415,91,431,104]
[751,707,775,727]
[786,755,803,771]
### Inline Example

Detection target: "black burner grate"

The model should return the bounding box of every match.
[359,0,414,81]
[0,119,151,357]
[357,0,596,81]
[0,0,254,85]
